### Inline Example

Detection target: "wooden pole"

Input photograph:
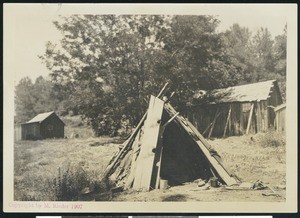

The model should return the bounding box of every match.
[208,109,220,138]
[223,106,232,137]
[246,103,254,135]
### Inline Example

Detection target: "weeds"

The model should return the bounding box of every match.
[50,164,117,201]
[259,130,286,147]
[51,165,90,201]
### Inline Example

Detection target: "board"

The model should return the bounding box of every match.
[132,95,164,191]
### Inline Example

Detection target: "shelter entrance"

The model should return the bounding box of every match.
[160,117,214,186]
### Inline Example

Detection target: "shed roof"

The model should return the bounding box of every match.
[26,111,57,124]
[194,80,279,103]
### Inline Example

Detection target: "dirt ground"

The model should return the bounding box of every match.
[113,183,285,202]
[14,118,286,202]
[112,133,286,202]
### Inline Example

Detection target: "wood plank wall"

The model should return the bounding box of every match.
[185,100,271,137]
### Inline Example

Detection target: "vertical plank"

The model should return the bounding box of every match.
[133,96,164,191]
[256,102,261,132]
[239,104,244,135]
[246,103,254,135]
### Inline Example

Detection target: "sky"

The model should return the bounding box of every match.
[4,4,292,85]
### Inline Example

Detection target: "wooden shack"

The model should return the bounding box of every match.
[185,80,283,137]
[274,103,286,132]
[21,111,65,140]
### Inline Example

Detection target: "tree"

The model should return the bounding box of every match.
[221,24,255,83]
[15,76,61,124]
[273,25,287,76]
[41,15,282,135]
[273,25,287,100]
[40,15,172,135]
[160,16,242,109]
[15,77,35,123]
[251,27,276,81]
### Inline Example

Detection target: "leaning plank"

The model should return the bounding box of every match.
[223,106,232,137]
[101,83,169,179]
[164,103,237,186]
[133,96,164,191]
[208,109,220,138]
[246,103,254,135]
[124,128,143,189]
[194,139,237,185]
[202,122,213,135]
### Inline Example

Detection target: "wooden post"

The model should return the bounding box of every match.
[246,103,254,135]
[223,106,232,137]
[208,109,220,138]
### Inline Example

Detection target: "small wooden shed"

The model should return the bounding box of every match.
[274,103,286,132]
[21,111,65,140]
[185,80,283,137]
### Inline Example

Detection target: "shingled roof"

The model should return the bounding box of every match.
[194,80,281,104]
[26,111,56,124]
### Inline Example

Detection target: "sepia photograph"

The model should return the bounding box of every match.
[3,3,297,213]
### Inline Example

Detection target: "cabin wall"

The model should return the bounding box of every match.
[266,86,283,128]
[40,113,64,139]
[21,123,41,140]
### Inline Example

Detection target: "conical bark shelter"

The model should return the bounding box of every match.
[102,95,237,192]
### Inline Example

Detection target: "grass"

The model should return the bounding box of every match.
[210,131,286,186]
[14,114,286,201]
[14,137,121,201]
[63,115,95,138]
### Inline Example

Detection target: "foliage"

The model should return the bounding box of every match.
[39,15,242,135]
[14,76,61,123]
[34,15,288,135]
[51,165,90,201]
[221,24,287,100]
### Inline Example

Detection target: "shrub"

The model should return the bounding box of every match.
[51,165,90,201]
[259,130,286,147]
[51,164,116,201]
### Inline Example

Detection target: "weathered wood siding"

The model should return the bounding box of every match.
[185,100,276,137]
[40,113,65,139]
[275,107,286,132]
[21,123,41,140]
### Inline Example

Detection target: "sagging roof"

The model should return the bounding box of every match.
[25,111,57,124]
[194,80,279,103]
